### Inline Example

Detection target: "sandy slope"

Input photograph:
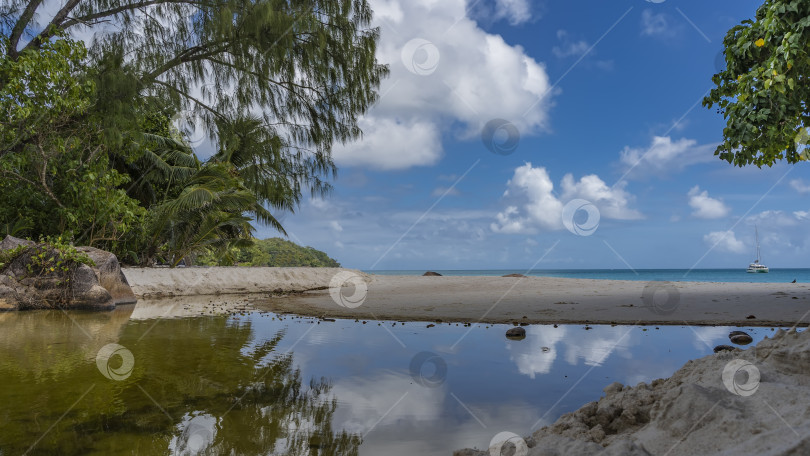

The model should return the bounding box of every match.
[122,267,365,298]
[455,327,810,455]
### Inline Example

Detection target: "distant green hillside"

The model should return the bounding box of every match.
[198,238,340,267]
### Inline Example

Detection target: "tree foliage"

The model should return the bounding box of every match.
[198,237,340,267]
[0,0,386,265]
[704,0,810,166]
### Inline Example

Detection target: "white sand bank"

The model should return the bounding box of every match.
[122,267,366,298]
[262,275,810,327]
[456,327,810,455]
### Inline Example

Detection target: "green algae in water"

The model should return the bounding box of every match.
[0,308,359,456]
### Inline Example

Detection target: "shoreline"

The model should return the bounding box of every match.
[121,268,810,327]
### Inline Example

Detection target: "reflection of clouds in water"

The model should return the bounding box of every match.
[689,326,732,350]
[508,326,636,379]
[269,413,317,455]
[169,413,217,455]
[508,326,567,378]
[330,372,444,434]
[329,372,543,455]
[563,326,634,367]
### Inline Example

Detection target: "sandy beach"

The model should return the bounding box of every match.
[260,273,810,327]
[121,268,810,326]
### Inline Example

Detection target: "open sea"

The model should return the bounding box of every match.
[365,268,810,283]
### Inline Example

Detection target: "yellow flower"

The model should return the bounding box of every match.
[755,38,765,47]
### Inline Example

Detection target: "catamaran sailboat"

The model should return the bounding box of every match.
[747,226,769,273]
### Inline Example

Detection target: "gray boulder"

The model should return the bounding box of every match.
[76,246,137,305]
[0,235,34,251]
[0,238,115,311]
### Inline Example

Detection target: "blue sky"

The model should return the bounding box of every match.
[253,0,810,270]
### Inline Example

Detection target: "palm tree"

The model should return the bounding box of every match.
[146,162,270,266]
[212,115,335,235]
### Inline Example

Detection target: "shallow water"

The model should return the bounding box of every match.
[0,305,783,456]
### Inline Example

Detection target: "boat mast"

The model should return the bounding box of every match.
[755,225,761,263]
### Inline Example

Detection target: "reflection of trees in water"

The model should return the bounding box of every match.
[0,311,360,455]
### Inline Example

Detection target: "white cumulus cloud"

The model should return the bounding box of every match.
[640,9,673,37]
[619,136,716,178]
[789,179,810,195]
[552,30,590,58]
[495,0,532,25]
[704,230,746,254]
[333,0,553,170]
[688,186,730,219]
[491,163,641,234]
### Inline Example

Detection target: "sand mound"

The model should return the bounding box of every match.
[123,267,366,298]
[456,328,810,455]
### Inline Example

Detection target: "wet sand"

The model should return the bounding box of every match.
[259,274,810,327]
[122,268,810,327]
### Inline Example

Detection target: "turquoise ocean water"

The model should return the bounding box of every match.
[365,268,810,283]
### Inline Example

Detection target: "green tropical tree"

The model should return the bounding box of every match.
[1,0,387,263]
[704,0,810,166]
[3,0,387,198]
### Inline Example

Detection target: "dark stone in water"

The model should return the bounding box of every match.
[505,327,526,340]
[729,331,753,345]
[714,345,739,353]
[746,315,756,319]
[502,273,527,278]
[423,271,442,276]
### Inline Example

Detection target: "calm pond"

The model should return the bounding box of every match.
[0,303,779,456]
